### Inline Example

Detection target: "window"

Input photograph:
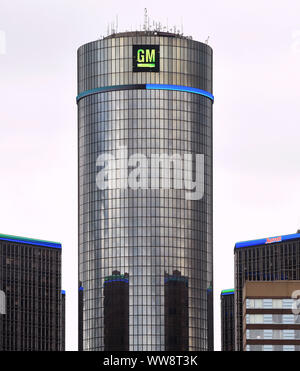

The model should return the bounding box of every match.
[283,345,295,351]
[283,330,295,339]
[263,345,273,351]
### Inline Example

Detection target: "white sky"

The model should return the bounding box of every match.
[0,0,300,351]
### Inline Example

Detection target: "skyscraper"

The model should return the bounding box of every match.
[0,233,65,351]
[164,270,188,350]
[234,232,300,351]
[104,271,129,351]
[220,289,235,351]
[78,282,84,351]
[77,30,214,351]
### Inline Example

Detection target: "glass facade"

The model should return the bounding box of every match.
[221,291,235,351]
[78,31,213,351]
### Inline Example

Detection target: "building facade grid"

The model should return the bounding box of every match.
[78,32,213,351]
[234,236,300,351]
[0,238,64,351]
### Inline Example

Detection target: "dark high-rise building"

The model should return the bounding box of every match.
[104,271,129,351]
[77,29,214,350]
[61,290,66,351]
[164,270,188,351]
[0,233,65,351]
[78,282,84,351]
[234,232,300,351]
[207,286,214,351]
[220,289,235,351]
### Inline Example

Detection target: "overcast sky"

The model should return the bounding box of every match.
[1,0,300,351]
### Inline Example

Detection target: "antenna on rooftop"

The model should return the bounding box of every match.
[144,8,148,31]
[205,36,210,44]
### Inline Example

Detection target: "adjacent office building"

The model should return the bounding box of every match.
[164,270,188,351]
[77,30,214,351]
[244,281,300,351]
[78,282,84,351]
[0,233,65,351]
[234,232,300,351]
[104,271,129,351]
[61,290,66,351]
[221,289,235,351]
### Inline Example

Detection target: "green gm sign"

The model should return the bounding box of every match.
[133,45,160,72]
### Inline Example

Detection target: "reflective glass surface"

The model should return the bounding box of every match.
[78,33,213,351]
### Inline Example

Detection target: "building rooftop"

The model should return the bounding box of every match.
[103,30,192,41]
[0,233,61,249]
[221,289,234,296]
[235,232,300,250]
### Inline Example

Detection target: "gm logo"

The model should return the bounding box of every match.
[133,45,160,72]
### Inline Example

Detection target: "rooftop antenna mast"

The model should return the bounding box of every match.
[144,8,148,31]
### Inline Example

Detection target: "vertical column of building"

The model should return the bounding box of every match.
[104,271,129,351]
[164,270,188,350]
[207,286,214,351]
[220,289,235,351]
[78,282,84,351]
[61,290,66,351]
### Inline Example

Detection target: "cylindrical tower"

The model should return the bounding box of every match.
[77,31,214,351]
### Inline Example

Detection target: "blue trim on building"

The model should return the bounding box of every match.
[61,290,66,295]
[76,84,146,102]
[0,236,61,249]
[76,84,214,103]
[146,84,214,102]
[221,289,234,296]
[235,233,300,249]
[79,286,84,291]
